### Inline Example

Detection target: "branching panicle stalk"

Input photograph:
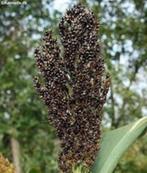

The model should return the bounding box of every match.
[34,4,110,173]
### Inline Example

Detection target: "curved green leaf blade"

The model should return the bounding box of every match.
[92,117,147,173]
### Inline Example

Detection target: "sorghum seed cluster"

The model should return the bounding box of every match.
[34,4,110,173]
[0,154,15,173]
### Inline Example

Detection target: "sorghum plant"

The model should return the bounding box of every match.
[34,4,110,173]
[0,154,15,173]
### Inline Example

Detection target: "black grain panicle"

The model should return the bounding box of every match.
[34,3,110,173]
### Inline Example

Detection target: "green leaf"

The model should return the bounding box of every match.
[28,168,41,173]
[72,164,91,173]
[92,117,147,173]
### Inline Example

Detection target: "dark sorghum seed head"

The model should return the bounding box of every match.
[34,3,110,173]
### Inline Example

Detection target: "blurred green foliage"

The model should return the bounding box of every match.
[0,0,59,172]
[0,0,146,172]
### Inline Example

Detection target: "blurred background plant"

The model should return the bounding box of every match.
[0,154,15,173]
[0,0,146,173]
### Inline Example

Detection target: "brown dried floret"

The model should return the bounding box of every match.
[34,3,110,173]
[0,154,15,173]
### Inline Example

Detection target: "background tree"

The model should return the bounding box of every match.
[0,1,60,172]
